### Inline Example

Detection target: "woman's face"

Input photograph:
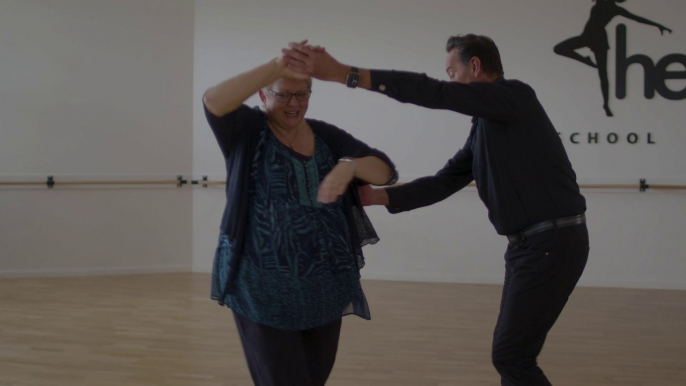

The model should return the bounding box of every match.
[260,78,311,130]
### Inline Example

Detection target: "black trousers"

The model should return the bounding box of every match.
[232,311,342,386]
[492,223,589,386]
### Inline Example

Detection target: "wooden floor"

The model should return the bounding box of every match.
[1,274,685,386]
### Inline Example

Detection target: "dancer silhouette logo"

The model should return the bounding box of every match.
[554,0,683,117]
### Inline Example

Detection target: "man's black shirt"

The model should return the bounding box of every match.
[370,70,586,235]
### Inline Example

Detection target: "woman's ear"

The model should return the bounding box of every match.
[258,89,266,106]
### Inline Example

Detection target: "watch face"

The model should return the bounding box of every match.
[347,73,359,88]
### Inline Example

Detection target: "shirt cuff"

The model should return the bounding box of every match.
[369,69,395,96]
[384,185,405,214]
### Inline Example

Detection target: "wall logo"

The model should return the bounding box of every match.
[553,0,683,117]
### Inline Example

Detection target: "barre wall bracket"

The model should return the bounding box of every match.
[640,178,649,192]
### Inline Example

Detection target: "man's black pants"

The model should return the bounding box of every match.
[492,223,589,386]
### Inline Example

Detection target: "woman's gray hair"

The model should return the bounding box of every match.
[264,77,313,91]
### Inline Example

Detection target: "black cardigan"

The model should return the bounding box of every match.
[204,103,398,303]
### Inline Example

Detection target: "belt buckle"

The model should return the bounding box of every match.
[508,231,525,245]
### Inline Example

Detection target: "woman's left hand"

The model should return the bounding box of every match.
[318,162,355,204]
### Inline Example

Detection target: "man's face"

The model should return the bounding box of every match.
[445,48,475,84]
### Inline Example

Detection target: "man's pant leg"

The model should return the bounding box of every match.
[492,224,589,386]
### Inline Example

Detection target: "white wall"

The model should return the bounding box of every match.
[0,0,195,276]
[193,0,686,290]
[3,0,681,288]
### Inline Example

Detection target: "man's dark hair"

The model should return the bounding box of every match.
[446,34,504,77]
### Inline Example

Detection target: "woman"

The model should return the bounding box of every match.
[202,46,397,386]
[554,0,671,116]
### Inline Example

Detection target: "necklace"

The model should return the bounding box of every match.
[269,122,300,149]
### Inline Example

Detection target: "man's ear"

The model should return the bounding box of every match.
[470,56,482,77]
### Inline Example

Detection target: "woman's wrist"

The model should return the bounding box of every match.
[338,157,356,176]
[271,58,287,79]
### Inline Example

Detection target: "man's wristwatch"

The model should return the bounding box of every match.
[346,66,360,88]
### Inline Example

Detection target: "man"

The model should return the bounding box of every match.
[283,34,589,386]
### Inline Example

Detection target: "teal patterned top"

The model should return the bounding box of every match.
[222,120,370,330]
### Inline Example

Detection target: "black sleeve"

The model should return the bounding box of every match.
[203,101,261,158]
[369,70,518,122]
[385,131,474,213]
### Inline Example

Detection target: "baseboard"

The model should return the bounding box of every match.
[362,272,686,291]
[577,277,686,291]
[189,266,686,291]
[0,264,191,279]
[359,271,504,284]
[192,264,213,273]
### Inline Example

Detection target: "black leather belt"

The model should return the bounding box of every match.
[507,214,586,245]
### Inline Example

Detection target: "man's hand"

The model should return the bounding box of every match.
[358,185,390,206]
[318,162,355,204]
[275,40,312,81]
[282,41,348,83]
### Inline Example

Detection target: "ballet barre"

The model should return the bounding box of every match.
[0,176,685,192]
